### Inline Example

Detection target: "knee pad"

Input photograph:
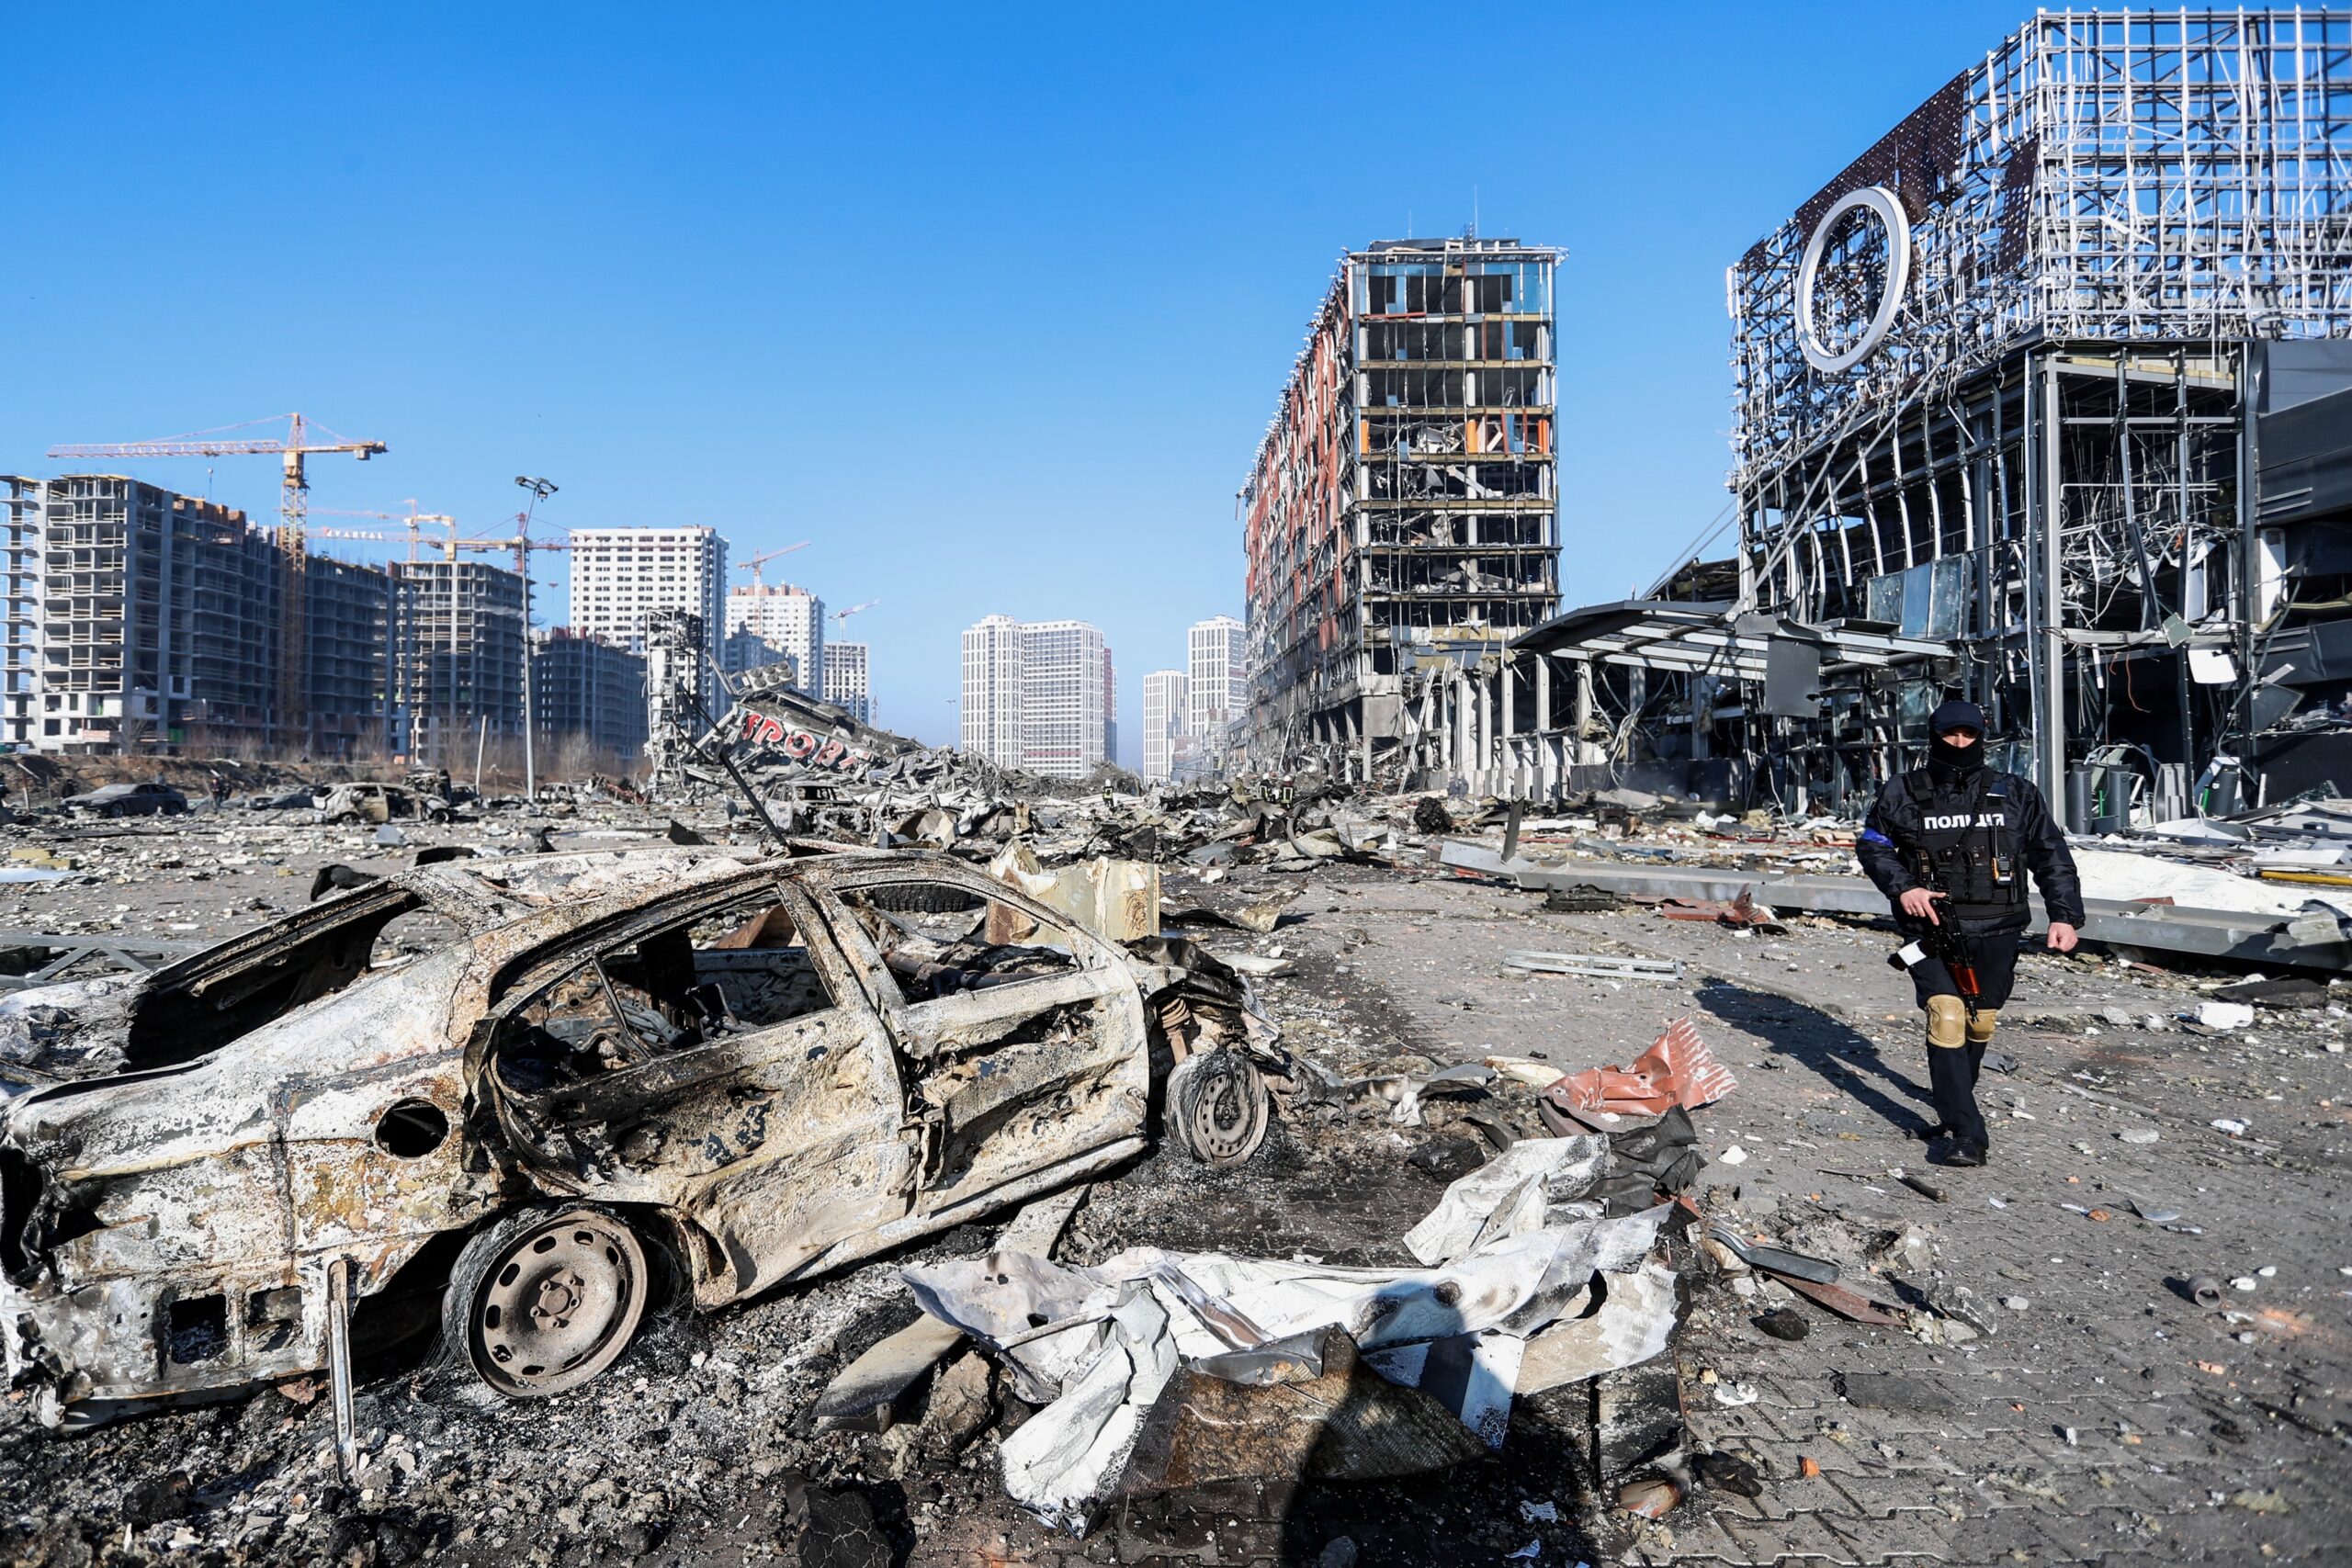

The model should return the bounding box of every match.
[1965,1007,1999,1045]
[1925,995,1967,1049]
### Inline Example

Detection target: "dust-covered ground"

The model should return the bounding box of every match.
[3,807,2349,1567]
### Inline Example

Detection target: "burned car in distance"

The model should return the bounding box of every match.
[62,782,189,819]
[0,846,1278,1427]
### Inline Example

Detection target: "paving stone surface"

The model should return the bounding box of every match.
[1264,868,2352,1567]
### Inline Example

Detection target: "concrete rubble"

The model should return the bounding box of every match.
[0,751,2345,1565]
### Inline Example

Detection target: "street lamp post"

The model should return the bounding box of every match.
[514,476,558,801]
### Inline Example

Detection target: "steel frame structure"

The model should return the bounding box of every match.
[1724,9,2351,813]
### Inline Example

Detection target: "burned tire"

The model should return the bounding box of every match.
[1165,1048,1271,1168]
[442,1208,650,1398]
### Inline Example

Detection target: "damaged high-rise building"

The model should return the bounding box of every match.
[1241,237,1560,778]
[1433,10,2352,818]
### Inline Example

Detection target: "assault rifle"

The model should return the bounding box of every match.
[1885,857,1983,1021]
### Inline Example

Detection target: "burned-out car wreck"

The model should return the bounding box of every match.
[0,847,1280,1428]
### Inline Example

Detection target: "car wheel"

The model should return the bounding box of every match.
[442,1207,650,1398]
[1165,1047,1271,1168]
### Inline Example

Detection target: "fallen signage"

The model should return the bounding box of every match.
[739,712,875,772]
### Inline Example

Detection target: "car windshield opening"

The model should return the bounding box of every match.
[838,883,1078,1001]
[122,888,432,1070]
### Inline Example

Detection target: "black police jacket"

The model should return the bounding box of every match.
[1856,764,2086,936]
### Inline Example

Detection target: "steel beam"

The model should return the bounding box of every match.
[1438,842,2351,974]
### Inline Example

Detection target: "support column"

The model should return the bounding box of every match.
[1534,656,1554,797]
[1498,660,1517,795]
[1573,657,1595,767]
[1455,670,1474,783]
[1476,669,1492,786]
[2037,356,2067,811]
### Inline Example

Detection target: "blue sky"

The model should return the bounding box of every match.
[1,2,2034,761]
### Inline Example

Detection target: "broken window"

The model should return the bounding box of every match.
[123,886,440,1070]
[835,882,1079,1002]
[494,886,841,1095]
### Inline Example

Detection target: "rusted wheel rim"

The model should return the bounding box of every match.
[472,1213,646,1396]
[1175,1051,1269,1168]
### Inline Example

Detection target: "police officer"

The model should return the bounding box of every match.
[1855,700,2085,1167]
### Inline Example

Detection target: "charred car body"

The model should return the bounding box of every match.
[0,847,1277,1427]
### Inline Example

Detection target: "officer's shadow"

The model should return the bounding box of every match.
[1694,976,1938,1140]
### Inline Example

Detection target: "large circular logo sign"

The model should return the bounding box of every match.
[1795,186,1911,374]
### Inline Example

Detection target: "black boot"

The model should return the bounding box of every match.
[1927,1048,1989,1164]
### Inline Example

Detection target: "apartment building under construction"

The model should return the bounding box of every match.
[1241,236,1561,776]
[0,475,389,755]
[390,557,526,766]
[532,627,648,762]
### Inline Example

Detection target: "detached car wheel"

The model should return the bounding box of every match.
[444,1208,650,1397]
[1165,1048,1271,1168]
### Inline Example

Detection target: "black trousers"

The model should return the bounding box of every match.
[1904,929,2021,1148]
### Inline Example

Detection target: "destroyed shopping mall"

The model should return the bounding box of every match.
[1247,15,2352,838]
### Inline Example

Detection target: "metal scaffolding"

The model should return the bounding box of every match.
[1733,9,2352,478]
[1716,8,2352,815]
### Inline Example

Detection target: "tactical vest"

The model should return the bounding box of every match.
[1900,768,2024,919]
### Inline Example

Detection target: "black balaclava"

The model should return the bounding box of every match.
[1927,698,1987,779]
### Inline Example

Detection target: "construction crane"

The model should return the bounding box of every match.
[312,504,458,561]
[47,413,387,751]
[301,506,567,781]
[734,542,811,590]
[830,598,880,625]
